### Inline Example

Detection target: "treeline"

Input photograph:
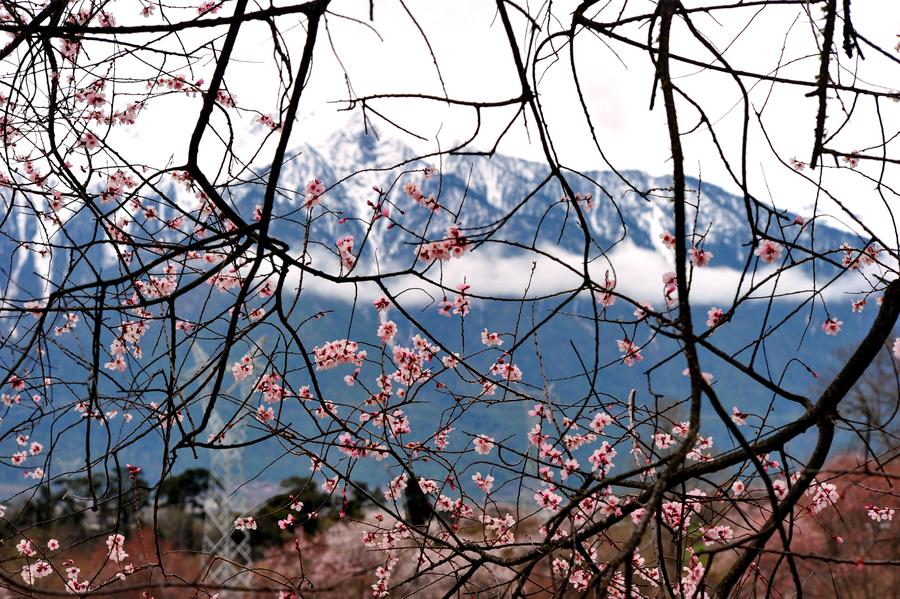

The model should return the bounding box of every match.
[3,468,372,558]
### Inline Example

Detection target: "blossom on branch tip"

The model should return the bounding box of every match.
[473,435,495,455]
[822,318,843,336]
[754,239,784,264]
[689,247,713,267]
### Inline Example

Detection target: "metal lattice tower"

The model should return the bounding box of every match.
[201,408,252,588]
[185,342,253,589]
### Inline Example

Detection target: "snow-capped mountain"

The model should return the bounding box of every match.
[0,118,857,306]
[0,121,883,489]
[277,119,851,279]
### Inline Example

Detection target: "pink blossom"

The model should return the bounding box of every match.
[616,338,643,366]
[416,226,470,262]
[313,339,366,370]
[231,355,254,381]
[472,472,494,493]
[7,375,24,391]
[706,307,725,328]
[418,478,438,494]
[760,453,780,471]
[21,560,53,585]
[480,329,503,347]
[490,361,523,382]
[256,372,285,403]
[687,436,714,462]
[590,412,613,433]
[528,403,551,419]
[655,432,676,449]
[659,231,676,249]
[822,318,843,336]
[322,475,339,493]
[596,273,616,307]
[335,235,356,269]
[434,427,452,450]
[772,479,788,500]
[672,422,690,438]
[304,178,325,208]
[388,409,411,436]
[404,180,438,211]
[106,533,128,563]
[256,405,274,422]
[81,132,99,150]
[663,271,678,306]
[377,321,397,344]
[233,516,257,531]
[16,539,35,556]
[534,487,563,511]
[866,504,895,522]
[384,473,407,500]
[806,480,839,514]
[701,525,734,546]
[587,441,617,475]
[661,501,691,532]
[23,301,44,317]
[754,239,784,264]
[277,513,297,529]
[66,579,90,594]
[473,434,495,455]
[689,247,713,267]
[197,1,222,15]
[452,292,470,316]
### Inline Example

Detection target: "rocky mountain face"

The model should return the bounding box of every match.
[280,120,847,275]
[0,118,853,304]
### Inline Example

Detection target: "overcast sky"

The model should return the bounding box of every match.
[301,0,899,230]
[118,0,899,241]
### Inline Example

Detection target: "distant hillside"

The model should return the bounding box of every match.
[0,121,884,500]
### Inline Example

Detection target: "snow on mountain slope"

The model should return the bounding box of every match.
[260,120,859,306]
[0,119,861,306]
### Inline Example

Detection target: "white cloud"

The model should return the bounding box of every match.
[287,239,878,308]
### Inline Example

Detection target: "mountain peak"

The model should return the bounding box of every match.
[325,115,382,150]
[287,123,853,272]
[318,118,416,177]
